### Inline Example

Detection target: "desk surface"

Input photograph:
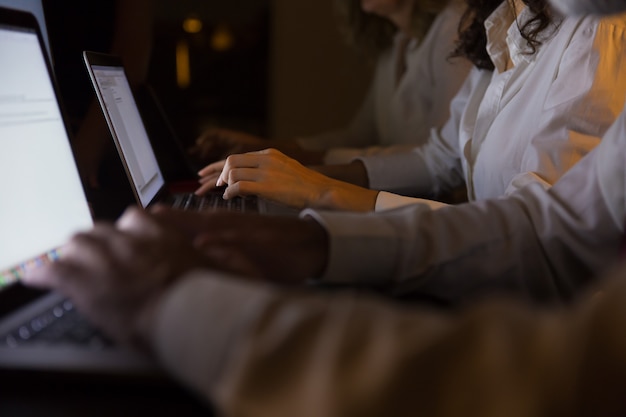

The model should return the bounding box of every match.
[0,370,214,417]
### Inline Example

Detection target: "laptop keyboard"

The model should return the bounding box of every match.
[170,192,258,212]
[3,299,112,349]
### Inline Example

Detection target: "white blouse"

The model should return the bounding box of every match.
[361,3,626,209]
[305,99,626,304]
[296,0,472,165]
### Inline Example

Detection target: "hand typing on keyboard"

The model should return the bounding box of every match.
[21,206,329,349]
[22,207,213,348]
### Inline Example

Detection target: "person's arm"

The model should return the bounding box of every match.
[23,207,626,416]
[191,66,480,210]
[307,107,626,304]
[188,108,625,303]
[195,149,380,211]
[311,0,472,166]
[347,67,481,198]
[196,150,454,212]
[149,264,626,417]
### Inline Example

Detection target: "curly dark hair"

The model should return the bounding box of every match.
[453,0,555,70]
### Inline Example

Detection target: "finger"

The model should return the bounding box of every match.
[23,255,99,299]
[198,159,226,177]
[224,181,302,209]
[63,228,117,265]
[195,180,222,196]
[22,258,75,289]
[227,167,269,184]
[195,173,221,194]
[61,225,148,278]
[198,173,221,185]
[215,160,232,187]
[220,167,267,194]
[149,203,171,214]
[216,154,266,187]
[116,206,162,238]
[222,181,263,200]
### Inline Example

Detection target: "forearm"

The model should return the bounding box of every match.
[298,160,379,211]
[147,273,272,401]
[306,156,623,304]
[147,270,626,417]
[315,177,379,212]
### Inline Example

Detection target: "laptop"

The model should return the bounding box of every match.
[83,51,295,215]
[0,0,50,60]
[0,7,160,378]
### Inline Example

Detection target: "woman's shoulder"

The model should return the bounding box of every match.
[567,9,626,32]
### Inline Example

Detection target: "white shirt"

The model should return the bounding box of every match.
[304,103,626,305]
[296,1,471,165]
[362,4,626,209]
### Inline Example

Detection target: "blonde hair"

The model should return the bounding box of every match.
[333,0,449,57]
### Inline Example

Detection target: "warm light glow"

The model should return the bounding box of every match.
[183,17,203,34]
[176,40,191,89]
[211,24,234,52]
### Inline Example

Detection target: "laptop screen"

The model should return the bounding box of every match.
[0,23,93,290]
[0,0,50,61]
[87,63,165,208]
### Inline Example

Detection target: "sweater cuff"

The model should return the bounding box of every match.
[149,271,272,391]
[300,209,399,286]
[357,152,433,196]
[375,191,449,212]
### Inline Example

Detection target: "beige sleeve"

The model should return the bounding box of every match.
[147,268,626,417]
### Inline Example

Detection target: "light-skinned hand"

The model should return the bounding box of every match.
[23,207,214,348]
[194,148,378,211]
[150,205,329,284]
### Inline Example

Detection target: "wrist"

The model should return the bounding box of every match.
[317,178,378,212]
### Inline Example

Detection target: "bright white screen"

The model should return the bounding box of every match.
[0,0,51,60]
[91,66,164,207]
[0,27,93,277]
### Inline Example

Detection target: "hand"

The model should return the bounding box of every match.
[194,149,336,208]
[23,207,212,347]
[150,206,329,284]
[194,148,379,211]
[189,127,267,164]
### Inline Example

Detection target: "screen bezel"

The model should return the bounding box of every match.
[82,50,168,209]
[0,7,92,310]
